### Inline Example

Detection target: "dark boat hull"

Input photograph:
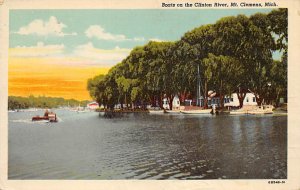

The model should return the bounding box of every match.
[32,116,57,122]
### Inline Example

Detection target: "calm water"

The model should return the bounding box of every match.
[8,110,287,179]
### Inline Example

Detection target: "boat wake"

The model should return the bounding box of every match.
[10,118,62,124]
[10,119,50,124]
[56,117,63,122]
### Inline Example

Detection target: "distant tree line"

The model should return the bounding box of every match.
[87,9,287,110]
[8,95,89,110]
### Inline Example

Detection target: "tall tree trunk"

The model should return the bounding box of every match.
[204,81,208,108]
[237,92,246,108]
[275,91,280,107]
[220,80,224,109]
[150,95,155,107]
[255,94,263,106]
[120,100,124,109]
[168,94,174,110]
[159,93,163,109]
[219,95,224,109]
[179,90,187,104]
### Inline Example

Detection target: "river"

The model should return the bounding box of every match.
[8,109,287,179]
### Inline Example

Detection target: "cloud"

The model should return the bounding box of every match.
[14,16,77,37]
[85,25,145,42]
[9,41,131,67]
[10,42,65,57]
[73,42,131,65]
[85,25,126,41]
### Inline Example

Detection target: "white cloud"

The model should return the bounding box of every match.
[73,42,131,65]
[10,42,65,57]
[85,25,126,41]
[85,25,145,42]
[9,41,132,67]
[14,16,77,37]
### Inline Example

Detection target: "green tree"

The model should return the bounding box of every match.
[203,54,243,108]
[87,10,287,110]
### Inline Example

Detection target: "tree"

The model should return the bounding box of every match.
[176,24,215,107]
[269,60,287,105]
[212,14,276,106]
[87,74,105,100]
[267,9,288,55]
[203,54,243,108]
[87,10,287,109]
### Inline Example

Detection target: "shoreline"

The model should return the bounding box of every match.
[8,107,288,116]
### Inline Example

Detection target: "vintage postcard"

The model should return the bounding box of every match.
[0,0,299,189]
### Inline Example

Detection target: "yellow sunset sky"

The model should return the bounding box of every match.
[9,56,110,100]
[8,40,131,100]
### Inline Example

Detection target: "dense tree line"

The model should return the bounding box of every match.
[87,9,287,110]
[8,96,89,110]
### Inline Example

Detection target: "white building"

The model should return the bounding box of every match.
[172,95,181,110]
[224,93,257,108]
[162,95,181,110]
[194,92,257,108]
[162,97,170,110]
[87,102,99,110]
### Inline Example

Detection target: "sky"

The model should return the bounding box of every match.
[9,9,276,100]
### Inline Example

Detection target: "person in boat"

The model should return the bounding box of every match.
[49,112,57,121]
[44,109,49,117]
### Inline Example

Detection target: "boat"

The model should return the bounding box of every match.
[230,109,247,115]
[69,106,89,113]
[32,114,58,122]
[165,110,181,114]
[149,110,165,114]
[230,105,274,115]
[181,109,212,114]
[32,111,58,122]
[75,104,89,113]
[77,110,89,113]
[182,64,212,115]
[76,108,89,113]
[248,105,273,114]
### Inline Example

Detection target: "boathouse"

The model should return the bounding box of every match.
[172,95,180,110]
[224,93,257,108]
[87,101,99,110]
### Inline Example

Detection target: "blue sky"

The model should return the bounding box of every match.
[9,9,279,67]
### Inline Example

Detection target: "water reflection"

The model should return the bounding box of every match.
[9,110,287,179]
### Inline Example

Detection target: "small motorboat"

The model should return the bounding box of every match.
[32,112,58,122]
